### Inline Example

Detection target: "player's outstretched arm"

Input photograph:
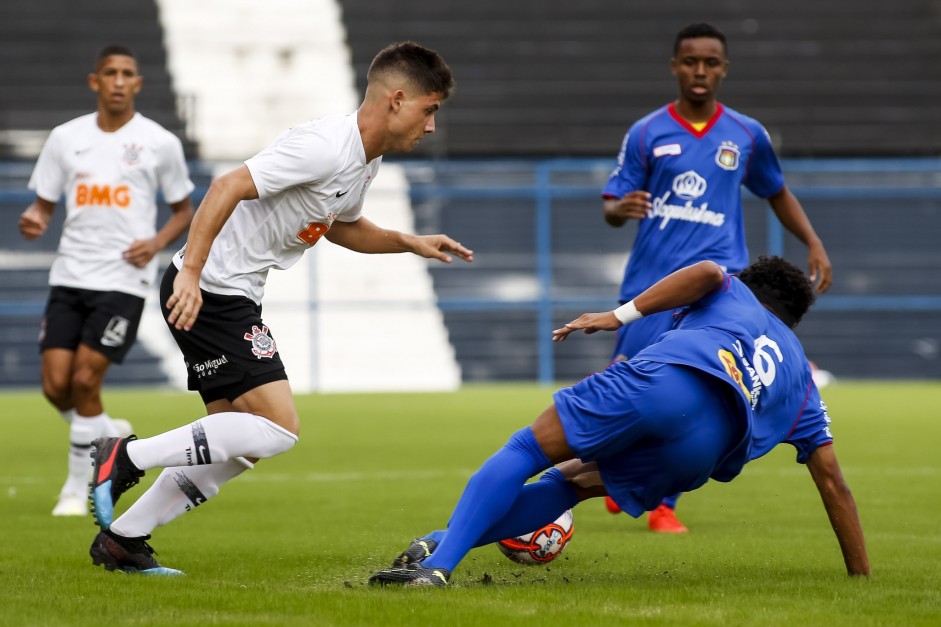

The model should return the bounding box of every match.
[805,444,870,576]
[553,260,725,341]
[325,217,473,263]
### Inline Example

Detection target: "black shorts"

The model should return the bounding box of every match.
[160,264,288,404]
[40,286,145,364]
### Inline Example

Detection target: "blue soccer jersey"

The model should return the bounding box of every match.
[635,274,833,479]
[603,103,786,304]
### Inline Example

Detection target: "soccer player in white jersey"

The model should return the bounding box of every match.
[19,45,194,517]
[86,41,473,575]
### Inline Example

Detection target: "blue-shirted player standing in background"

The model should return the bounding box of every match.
[600,23,832,532]
[368,256,868,587]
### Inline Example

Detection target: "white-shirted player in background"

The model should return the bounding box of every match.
[86,41,473,575]
[19,45,195,517]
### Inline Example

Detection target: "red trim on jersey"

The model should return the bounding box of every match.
[667,102,724,138]
[785,376,816,440]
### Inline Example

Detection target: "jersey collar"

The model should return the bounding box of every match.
[667,102,724,139]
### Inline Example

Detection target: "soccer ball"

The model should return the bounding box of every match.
[496,510,574,565]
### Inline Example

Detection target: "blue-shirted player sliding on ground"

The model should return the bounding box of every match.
[369,257,869,587]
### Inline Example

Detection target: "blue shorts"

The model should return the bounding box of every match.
[610,310,677,362]
[553,360,741,517]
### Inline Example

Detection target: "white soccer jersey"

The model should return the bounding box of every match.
[173,111,381,304]
[28,112,194,298]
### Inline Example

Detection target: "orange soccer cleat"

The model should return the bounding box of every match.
[647,504,688,533]
[604,496,621,514]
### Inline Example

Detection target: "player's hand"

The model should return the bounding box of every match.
[807,243,832,293]
[411,234,474,263]
[165,268,203,331]
[123,238,161,268]
[613,191,652,220]
[552,311,622,342]
[18,206,48,240]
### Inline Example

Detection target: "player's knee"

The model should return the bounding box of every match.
[70,365,104,399]
[41,376,70,409]
[254,415,298,458]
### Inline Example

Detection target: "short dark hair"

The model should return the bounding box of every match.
[738,256,815,328]
[367,42,454,99]
[673,23,727,56]
[96,44,136,64]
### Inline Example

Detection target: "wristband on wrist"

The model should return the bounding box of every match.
[613,300,643,325]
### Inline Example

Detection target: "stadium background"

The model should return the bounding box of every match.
[1,0,940,390]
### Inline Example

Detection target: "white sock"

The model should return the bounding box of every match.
[110,458,253,538]
[63,414,107,495]
[60,409,74,425]
[126,412,297,470]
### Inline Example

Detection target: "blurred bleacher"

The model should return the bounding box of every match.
[0,0,192,159]
[340,0,941,157]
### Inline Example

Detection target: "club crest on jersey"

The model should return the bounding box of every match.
[123,143,143,166]
[715,141,740,171]
[244,324,277,359]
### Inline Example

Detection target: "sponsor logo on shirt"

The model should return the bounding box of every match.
[653,143,682,158]
[648,171,725,230]
[75,183,130,208]
[716,141,740,171]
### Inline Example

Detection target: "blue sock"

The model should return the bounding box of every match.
[474,467,580,546]
[661,493,681,510]
[422,427,551,572]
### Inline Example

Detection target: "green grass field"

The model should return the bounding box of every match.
[2,382,940,626]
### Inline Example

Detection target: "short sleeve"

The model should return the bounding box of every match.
[742,124,785,199]
[27,127,67,202]
[245,125,338,199]
[156,134,194,205]
[602,123,648,199]
[786,384,834,464]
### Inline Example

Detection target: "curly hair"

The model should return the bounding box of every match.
[738,256,815,328]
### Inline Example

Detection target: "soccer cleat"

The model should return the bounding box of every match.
[369,563,450,588]
[89,529,183,576]
[391,537,439,568]
[647,504,689,533]
[89,436,144,530]
[52,492,87,517]
[604,496,622,514]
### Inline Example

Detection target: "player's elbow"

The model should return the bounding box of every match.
[693,260,726,288]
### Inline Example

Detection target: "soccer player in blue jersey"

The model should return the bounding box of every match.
[601,23,832,532]
[369,256,869,587]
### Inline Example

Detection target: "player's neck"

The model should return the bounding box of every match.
[96,109,136,133]
[673,99,718,125]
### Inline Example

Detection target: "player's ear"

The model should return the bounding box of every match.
[87,72,100,94]
[390,89,405,113]
[132,75,143,96]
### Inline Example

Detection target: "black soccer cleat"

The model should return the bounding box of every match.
[369,563,450,588]
[391,537,439,568]
[89,529,184,576]
[89,436,145,530]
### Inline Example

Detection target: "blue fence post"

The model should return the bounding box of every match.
[535,161,554,386]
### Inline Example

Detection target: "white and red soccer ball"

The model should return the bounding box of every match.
[497,510,574,565]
